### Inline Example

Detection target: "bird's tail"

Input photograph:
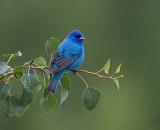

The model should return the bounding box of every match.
[48,70,64,93]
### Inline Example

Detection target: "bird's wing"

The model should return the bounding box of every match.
[48,49,82,74]
[48,51,59,71]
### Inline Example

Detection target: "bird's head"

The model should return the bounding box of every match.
[67,30,85,44]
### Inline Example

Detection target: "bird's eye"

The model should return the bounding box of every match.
[75,35,80,38]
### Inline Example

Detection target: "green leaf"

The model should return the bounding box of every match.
[45,41,51,54]
[20,89,34,107]
[62,72,68,77]
[103,59,110,74]
[44,69,51,81]
[40,93,57,113]
[60,87,69,107]
[0,62,9,74]
[4,110,10,121]
[0,75,12,81]
[45,37,60,54]
[23,67,35,75]
[21,74,39,91]
[59,73,70,107]
[14,66,25,74]
[3,54,16,59]
[114,79,120,91]
[13,66,25,79]
[43,87,49,98]
[34,74,44,93]
[49,37,59,53]
[5,96,21,116]
[3,50,22,59]
[82,87,101,111]
[115,63,122,74]
[17,50,22,57]
[0,82,11,101]
[36,74,44,86]
[60,74,71,91]
[34,57,47,67]
[16,106,29,117]
[21,67,39,91]
[33,82,42,93]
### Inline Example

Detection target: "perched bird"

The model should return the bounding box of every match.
[48,30,85,93]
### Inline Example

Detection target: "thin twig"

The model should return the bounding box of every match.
[32,66,48,72]
[59,80,62,88]
[3,71,14,76]
[23,59,35,66]
[96,68,103,74]
[30,59,35,65]
[74,70,113,80]
[0,71,14,81]
[32,66,48,69]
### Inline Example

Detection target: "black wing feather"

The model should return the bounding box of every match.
[48,51,59,71]
[48,50,81,74]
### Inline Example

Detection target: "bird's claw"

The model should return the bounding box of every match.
[72,70,77,75]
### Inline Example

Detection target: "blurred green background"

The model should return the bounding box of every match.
[0,0,160,130]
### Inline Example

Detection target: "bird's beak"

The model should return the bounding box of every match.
[79,36,85,40]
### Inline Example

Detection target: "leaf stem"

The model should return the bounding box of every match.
[59,80,62,88]
[76,73,89,88]
[6,54,13,64]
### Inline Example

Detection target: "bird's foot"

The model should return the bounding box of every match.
[72,70,77,75]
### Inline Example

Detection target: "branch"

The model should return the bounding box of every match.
[0,67,49,81]
[31,66,123,80]
[0,71,14,81]
[72,70,113,79]
[32,66,48,72]
[0,57,123,90]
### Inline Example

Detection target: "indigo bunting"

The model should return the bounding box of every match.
[48,30,85,93]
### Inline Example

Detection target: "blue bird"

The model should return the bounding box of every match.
[48,30,85,93]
